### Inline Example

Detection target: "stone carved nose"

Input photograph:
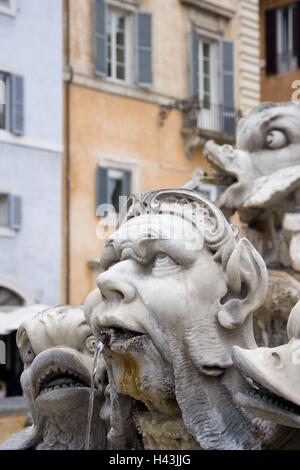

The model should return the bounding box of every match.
[96,270,136,304]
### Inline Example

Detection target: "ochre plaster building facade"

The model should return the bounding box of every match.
[62,0,261,305]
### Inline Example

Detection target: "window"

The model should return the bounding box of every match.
[106,9,128,81]
[266,2,300,75]
[0,286,23,306]
[0,73,24,135]
[277,4,298,73]
[96,166,131,214]
[0,73,8,130]
[94,0,153,87]
[0,0,16,16]
[0,193,22,231]
[0,194,8,227]
[190,27,235,136]
[198,38,220,132]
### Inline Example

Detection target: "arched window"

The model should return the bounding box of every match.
[0,287,23,307]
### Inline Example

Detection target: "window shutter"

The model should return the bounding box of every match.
[10,75,24,136]
[293,2,300,68]
[96,166,108,212]
[94,0,107,77]
[265,8,277,75]
[190,26,199,101]
[8,195,22,230]
[135,11,153,87]
[120,170,131,213]
[122,170,131,197]
[219,39,235,135]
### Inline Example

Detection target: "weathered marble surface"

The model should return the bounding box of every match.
[233,299,300,430]
[85,189,295,450]
[1,306,107,450]
[188,102,300,346]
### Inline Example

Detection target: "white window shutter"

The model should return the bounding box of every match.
[219,39,235,135]
[135,11,153,87]
[94,0,107,76]
[8,195,22,231]
[10,75,24,136]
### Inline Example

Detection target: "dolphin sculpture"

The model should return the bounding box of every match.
[1,305,107,450]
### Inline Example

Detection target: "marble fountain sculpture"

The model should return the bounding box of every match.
[83,188,298,450]
[3,102,300,450]
[188,102,300,347]
[1,306,107,450]
[232,299,300,431]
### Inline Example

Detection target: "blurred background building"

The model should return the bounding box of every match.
[0,0,62,439]
[0,0,63,307]
[62,0,261,305]
[1,0,300,444]
[260,0,300,101]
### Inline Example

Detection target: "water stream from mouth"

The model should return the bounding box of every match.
[85,339,104,450]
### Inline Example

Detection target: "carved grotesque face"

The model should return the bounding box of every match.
[88,213,231,380]
[85,190,269,449]
[202,102,300,218]
[17,306,105,416]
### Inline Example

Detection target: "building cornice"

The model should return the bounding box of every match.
[180,0,235,19]
[0,130,62,154]
[65,70,182,107]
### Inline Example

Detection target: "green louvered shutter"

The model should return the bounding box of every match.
[10,75,24,136]
[120,169,131,213]
[94,0,107,76]
[136,11,153,87]
[96,166,108,212]
[8,194,22,230]
[220,39,235,135]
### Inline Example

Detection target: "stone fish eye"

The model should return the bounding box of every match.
[266,129,288,150]
[152,253,178,270]
[22,342,35,364]
[85,335,96,354]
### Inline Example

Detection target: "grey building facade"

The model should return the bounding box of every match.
[0,0,62,306]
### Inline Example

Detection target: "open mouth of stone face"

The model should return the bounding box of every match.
[99,327,146,352]
[36,366,90,396]
[203,149,238,187]
[205,162,237,187]
[242,374,300,417]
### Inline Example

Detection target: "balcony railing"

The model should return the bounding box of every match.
[185,100,236,137]
[276,50,298,74]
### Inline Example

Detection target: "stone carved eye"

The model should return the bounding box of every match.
[22,342,35,365]
[152,253,178,270]
[266,130,288,150]
[85,335,96,355]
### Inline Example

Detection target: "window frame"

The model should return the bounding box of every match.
[0,193,9,228]
[0,73,10,132]
[196,30,221,133]
[106,6,133,84]
[0,191,21,236]
[0,0,16,17]
[276,3,298,74]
